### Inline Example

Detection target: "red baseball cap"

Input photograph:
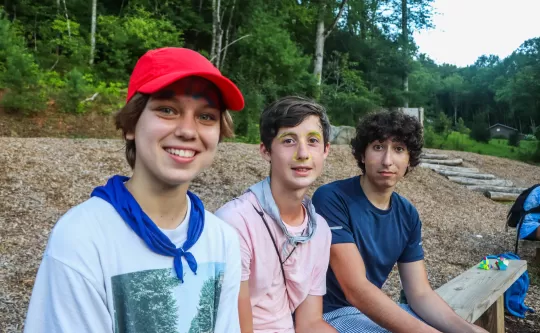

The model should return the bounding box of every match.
[126,47,244,111]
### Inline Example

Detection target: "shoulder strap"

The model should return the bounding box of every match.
[251,203,289,286]
[525,205,540,215]
[250,203,299,324]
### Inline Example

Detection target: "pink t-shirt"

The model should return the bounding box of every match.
[215,191,332,333]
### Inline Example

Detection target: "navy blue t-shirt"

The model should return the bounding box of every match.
[312,176,424,313]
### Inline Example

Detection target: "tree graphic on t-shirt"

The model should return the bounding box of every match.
[112,268,181,333]
[188,271,224,333]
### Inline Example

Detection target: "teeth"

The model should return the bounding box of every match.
[166,148,195,158]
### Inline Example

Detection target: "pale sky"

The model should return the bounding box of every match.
[413,0,540,67]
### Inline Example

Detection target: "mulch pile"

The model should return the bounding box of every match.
[1,138,539,332]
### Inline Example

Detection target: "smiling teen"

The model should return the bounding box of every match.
[312,111,488,333]
[215,96,337,333]
[24,48,245,333]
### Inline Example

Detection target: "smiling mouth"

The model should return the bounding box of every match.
[292,167,312,172]
[165,148,197,158]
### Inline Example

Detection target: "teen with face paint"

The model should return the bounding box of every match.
[215,97,337,333]
[24,48,245,333]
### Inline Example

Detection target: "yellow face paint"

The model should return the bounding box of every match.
[277,131,295,141]
[307,131,322,141]
[277,130,322,162]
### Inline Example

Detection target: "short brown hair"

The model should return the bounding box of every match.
[115,92,235,169]
[260,96,330,152]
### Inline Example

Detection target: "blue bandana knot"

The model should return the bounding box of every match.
[91,175,205,283]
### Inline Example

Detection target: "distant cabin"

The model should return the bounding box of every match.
[488,123,519,139]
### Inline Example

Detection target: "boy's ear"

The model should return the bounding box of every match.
[323,142,330,158]
[126,131,135,140]
[259,143,271,163]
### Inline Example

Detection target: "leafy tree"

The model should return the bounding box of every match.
[112,269,181,333]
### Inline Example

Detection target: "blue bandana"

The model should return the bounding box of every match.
[91,175,205,283]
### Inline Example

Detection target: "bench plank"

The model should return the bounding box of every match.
[435,260,527,323]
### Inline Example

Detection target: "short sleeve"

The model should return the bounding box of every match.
[24,255,112,333]
[312,185,355,245]
[215,204,253,281]
[397,207,424,263]
[309,219,332,295]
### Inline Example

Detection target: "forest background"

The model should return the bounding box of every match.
[0,0,539,162]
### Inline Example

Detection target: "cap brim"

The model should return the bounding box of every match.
[138,71,244,111]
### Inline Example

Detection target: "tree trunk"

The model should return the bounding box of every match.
[484,191,519,202]
[437,170,496,180]
[313,7,326,86]
[420,153,448,160]
[214,0,224,69]
[467,186,527,194]
[454,103,458,125]
[210,0,223,67]
[34,12,38,51]
[61,0,71,38]
[210,0,218,63]
[313,0,348,91]
[402,0,409,107]
[447,177,513,187]
[89,0,97,65]
[220,0,236,70]
[420,158,464,166]
[420,163,479,173]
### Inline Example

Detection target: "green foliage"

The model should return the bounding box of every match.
[508,131,521,147]
[0,0,538,166]
[433,112,452,135]
[321,51,382,125]
[58,69,91,113]
[455,117,470,135]
[423,131,538,162]
[0,12,46,114]
[96,8,183,80]
[470,121,491,143]
[423,125,437,148]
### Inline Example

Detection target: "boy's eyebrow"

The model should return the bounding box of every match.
[307,131,322,138]
[277,131,297,139]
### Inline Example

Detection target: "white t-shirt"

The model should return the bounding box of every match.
[24,196,241,333]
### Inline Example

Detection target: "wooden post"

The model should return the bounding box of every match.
[473,295,504,333]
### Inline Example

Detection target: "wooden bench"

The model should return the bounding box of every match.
[435,259,527,333]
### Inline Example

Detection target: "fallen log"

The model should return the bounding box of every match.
[447,177,514,187]
[484,191,519,202]
[420,163,480,173]
[420,158,463,166]
[436,170,496,180]
[421,153,449,160]
[466,186,527,194]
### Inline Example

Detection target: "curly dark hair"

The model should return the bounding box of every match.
[351,110,424,174]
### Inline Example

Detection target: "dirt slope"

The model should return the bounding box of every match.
[0,138,539,332]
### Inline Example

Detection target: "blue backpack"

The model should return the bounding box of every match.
[486,253,535,318]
